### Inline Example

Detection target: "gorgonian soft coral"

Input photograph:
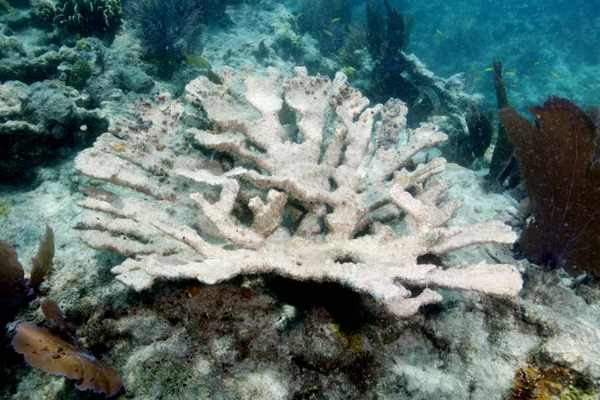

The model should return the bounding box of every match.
[500,97,600,276]
[12,300,122,397]
[0,226,54,326]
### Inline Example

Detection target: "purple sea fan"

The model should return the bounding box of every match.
[500,97,600,276]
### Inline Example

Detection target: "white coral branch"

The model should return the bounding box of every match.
[74,67,522,318]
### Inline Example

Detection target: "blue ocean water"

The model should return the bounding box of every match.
[394,0,599,109]
[286,0,599,109]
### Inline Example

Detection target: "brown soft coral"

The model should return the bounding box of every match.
[500,97,600,276]
[12,323,122,397]
[0,225,54,325]
[12,299,122,397]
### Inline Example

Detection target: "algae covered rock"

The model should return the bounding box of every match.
[32,0,58,28]
[0,0,15,14]
[0,47,63,83]
[67,59,92,89]
[0,80,107,182]
[112,65,154,93]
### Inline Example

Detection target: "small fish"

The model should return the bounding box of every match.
[331,17,342,23]
[322,29,335,37]
[341,66,357,76]
[505,71,517,77]
[182,50,212,69]
[484,67,493,72]
[551,70,561,79]
[534,60,541,65]
[436,29,444,37]
[292,12,303,20]
[473,76,482,82]
[523,74,531,80]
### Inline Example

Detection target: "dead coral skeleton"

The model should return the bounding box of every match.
[74,66,521,318]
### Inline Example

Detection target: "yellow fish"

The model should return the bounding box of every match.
[484,67,493,72]
[473,76,482,82]
[331,17,341,23]
[182,50,211,69]
[551,70,561,79]
[505,71,517,77]
[436,29,444,37]
[341,66,357,76]
[534,60,541,65]
[323,29,335,37]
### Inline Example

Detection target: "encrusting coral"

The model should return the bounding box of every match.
[74,67,521,318]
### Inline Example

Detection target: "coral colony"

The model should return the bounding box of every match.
[74,67,521,318]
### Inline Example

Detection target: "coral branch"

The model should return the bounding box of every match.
[75,67,521,318]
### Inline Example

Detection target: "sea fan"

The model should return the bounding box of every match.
[12,300,122,398]
[500,97,600,276]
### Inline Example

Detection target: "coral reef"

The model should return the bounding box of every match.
[200,2,336,76]
[32,0,57,28]
[1,0,599,397]
[0,34,62,83]
[74,67,521,318]
[53,0,122,36]
[500,97,600,276]
[295,0,481,166]
[0,80,107,182]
